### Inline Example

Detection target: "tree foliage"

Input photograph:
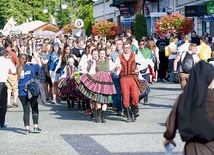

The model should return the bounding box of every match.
[0,0,94,35]
[134,13,148,41]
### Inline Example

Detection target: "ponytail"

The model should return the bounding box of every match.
[17,54,27,80]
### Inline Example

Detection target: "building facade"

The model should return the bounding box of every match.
[93,0,214,36]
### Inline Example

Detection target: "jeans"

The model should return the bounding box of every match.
[19,96,39,126]
[112,77,122,111]
[0,83,7,126]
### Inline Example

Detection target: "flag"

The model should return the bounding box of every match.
[2,17,15,36]
[50,14,57,25]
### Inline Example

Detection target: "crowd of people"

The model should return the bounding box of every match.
[0,29,214,139]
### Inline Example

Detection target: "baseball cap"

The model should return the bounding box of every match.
[53,42,60,47]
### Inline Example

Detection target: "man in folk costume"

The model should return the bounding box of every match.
[115,41,145,123]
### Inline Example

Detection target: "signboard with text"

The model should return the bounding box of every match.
[120,15,135,23]
[185,5,206,16]
[204,14,214,22]
[150,12,167,17]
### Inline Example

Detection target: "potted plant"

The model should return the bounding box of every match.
[155,13,194,35]
[92,20,117,38]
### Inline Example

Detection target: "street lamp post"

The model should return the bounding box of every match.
[70,0,72,23]
[43,0,67,26]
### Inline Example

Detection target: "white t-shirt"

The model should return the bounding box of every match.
[0,57,16,82]
[179,42,191,54]
[78,54,92,74]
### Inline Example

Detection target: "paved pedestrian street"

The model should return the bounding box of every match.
[1,82,184,155]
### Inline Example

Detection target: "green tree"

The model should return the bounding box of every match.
[0,0,33,28]
[134,13,148,41]
[73,0,94,36]
[0,0,94,34]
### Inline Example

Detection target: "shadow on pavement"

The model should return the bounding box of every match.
[44,102,125,122]
[140,103,173,109]
[151,87,181,91]
[3,126,27,134]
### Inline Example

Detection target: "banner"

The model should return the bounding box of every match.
[2,17,15,36]
[50,14,57,25]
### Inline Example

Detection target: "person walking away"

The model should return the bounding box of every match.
[0,49,16,130]
[198,36,212,61]
[163,61,214,154]
[174,43,199,90]
[156,34,169,81]
[17,53,42,134]
[163,36,179,83]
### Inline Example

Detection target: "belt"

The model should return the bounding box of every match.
[120,75,137,78]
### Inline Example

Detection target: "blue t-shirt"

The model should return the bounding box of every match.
[18,64,40,96]
[47,51,61,73]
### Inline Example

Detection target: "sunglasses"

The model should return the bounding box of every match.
[139,43,145,45]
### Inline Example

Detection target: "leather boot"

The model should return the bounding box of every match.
[67,100,71,108]
[101,111,106,123]
[95,108,101,123]
[82,101,86,110]
[93,108,97,120]
[135,105,139,117]
[78,101,81,109]
[125,107,131,123]
[131,105,137,122]
[91,108,95,119]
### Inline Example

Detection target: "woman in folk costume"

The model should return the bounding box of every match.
[58,58,77,108]
[163,61,214,154]
[84,48,99,117]
[137,39,154,105]
[73,43,96,110]
[77,48,116,123]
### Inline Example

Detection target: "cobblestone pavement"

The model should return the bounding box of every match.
[0,82,184,155]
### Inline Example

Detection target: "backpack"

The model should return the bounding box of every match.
[27,67,40,97]
[181,52,194,73]
[27,80,40,97]
[165,45,170,57]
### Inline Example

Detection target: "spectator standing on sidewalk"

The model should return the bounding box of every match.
[0,49,16,130]
[4,39,19,108]
[163,36,179,83]
[191,31,200,45]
